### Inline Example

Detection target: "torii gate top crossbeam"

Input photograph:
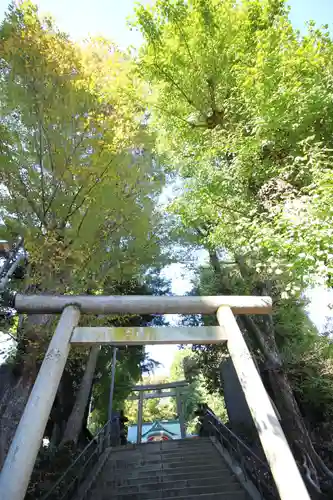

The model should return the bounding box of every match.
[132,381,188,392]
[11,294,272,315]
[127,391,184,400]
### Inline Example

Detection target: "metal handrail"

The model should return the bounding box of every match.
[203,409,280,500]
[41,420,112,500]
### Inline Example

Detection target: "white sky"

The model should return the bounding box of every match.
[0,0,332,374]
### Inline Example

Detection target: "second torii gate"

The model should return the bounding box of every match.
[128,380,189,443]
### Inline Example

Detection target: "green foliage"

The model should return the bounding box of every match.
[0,2,168,464]
[171,348,227,432]
[123,373,175,425]
[134,0,333,294]
[0,1,165,293]
[190,262,333,434]
[89,346,148,431]
[123,348,227,434]
[88,276,171,430]
[0,0,168,406]
[133,1,333,461]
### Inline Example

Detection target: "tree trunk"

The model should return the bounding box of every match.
[208,249,333,492]
[0,376,32,469]
[254,318,333,483]
[0,313,52,470]
[61,346,100,446]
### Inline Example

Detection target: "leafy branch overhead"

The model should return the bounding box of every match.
[1,0,333,495]
[134,0,333,294]
[0,1,165,291]
[133,0,333,491]
[0,1,168,480]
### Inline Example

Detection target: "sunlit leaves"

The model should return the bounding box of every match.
[0,1,164,291]
[135,0,333,293]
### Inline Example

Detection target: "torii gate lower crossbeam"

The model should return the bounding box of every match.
[0,294,310,500]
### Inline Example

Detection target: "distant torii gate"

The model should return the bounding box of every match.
[0,293,310,500]
[128,380,189,443]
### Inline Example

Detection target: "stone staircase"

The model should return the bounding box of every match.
[84,437,249,500]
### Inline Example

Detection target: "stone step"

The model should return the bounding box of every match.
[163,493,246,500]
[108,469,235,487]
[108,444,215,455]
[138,439,211,449]
[124,443,211,455]
[84,438,248,500]
[155,439,212,447]
[100,461,229,478]
[106,453,219,468]
[126,447,218,459]
[104,476,241,495]
[123,443,216,455]
[109,455,219,467]
[110,440,210,455]
[102,484,245,499]
[104,463,224,476]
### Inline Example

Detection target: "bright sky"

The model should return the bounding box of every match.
[0,0,332,373]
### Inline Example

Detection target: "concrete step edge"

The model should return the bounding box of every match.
[108,474,236,487]
[106,460,227,475]
[106,442,212,454]
[122,451,217,459]
[113,442,213,453]
[119,446,216,456]
[108,448,216,458]
[101,469,232,484]
[105,465,229,476]
[163,494,246,500]
[109,489,245,500]
[104,478,241,495]
[108,457,224,466]
[103,462,230,478]
[108,453,219,466]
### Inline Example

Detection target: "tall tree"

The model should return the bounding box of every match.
[61,346,100,446]
[0,1,164,466]
[134,0,333,492]
[134,0,333,292]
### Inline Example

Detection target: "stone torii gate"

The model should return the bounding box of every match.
[128,380,189,443]
[0,293,310,500]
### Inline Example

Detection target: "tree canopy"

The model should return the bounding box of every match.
[1,0,333,496]
[134,0,333,294]
[0,0,167,481]
[134,0,333,491]
[0,1,164,293]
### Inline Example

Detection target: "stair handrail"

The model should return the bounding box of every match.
[41,418,115,500]
[203,409,280,500]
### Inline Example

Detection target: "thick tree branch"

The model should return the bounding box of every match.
[61,158,115,229]
[43,123,91,218]
[76,206,90,238]
[151,103,193,127]
[213,201,252,218]
[207,77,217,113]
[44,169,67,218]
[17,174,45,227]
[0,332,18,343]
[38,120,46,218]
[174,19,197,70]
[154,60,198,111]
[42,124,56,173]
[64,124,90,170]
